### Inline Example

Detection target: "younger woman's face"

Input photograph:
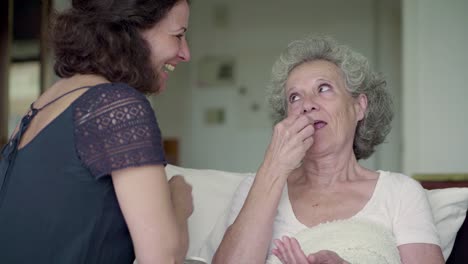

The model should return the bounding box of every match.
[141,0,191,93]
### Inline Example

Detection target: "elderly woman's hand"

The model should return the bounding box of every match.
[272,236,310,264]
[272,236,349,264]
[262,114,314,178]
[307,250,350,264]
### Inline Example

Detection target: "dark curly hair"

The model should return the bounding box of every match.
[268,36,393,160]
[51,0,189,94]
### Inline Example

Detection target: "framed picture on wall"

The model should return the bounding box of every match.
[197,55,235,87]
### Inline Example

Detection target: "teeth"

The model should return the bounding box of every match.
[164,64,175,72]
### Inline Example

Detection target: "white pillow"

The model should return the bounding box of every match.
[426,188,468,259]
[165,165,253,257]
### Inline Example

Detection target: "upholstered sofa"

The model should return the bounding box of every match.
[163,165,468,264]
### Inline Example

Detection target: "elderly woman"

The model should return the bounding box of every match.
[212,37,444,264]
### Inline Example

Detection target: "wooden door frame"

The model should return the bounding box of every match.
[40,0,51,93]
[0,0,13,147]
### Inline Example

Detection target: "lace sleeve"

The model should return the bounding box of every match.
[73,83,166,179]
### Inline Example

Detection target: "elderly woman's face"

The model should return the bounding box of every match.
[285,60,367,154]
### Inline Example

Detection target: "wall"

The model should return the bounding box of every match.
[46,0,402,173]
[402,0,468,176]
[373,0,402,171]
[19,0,468,175]
[154,0,402,172]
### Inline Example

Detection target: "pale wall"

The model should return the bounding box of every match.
[48,0,403,173]
[402,0,468,176]
[154,0,402,172]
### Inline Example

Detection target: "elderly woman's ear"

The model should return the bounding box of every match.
[355,93,368,121]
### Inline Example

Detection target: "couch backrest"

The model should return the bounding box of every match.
[447,210,468,263]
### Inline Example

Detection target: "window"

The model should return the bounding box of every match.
[8,61,40,134]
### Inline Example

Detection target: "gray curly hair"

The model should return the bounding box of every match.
[267,36,393,160]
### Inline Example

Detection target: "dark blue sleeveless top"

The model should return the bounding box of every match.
[0,83,166,263]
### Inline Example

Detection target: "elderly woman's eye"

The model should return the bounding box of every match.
[318,84,331,92]
[289,93,300,103]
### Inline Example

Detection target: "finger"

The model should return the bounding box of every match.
[277,237,293,264]
[168,175,178,182]
[273,239,288,263]
[169,174,185,183]
[271,115,312,151]
[272,248,281,259]
[282,112,302,126]
[275,115,310,141]
[289,122,314,150]
[289,237,309,263]
[302,134,314,150]
[310,251,327,263]
[282,237,297,264]
[290,115,314,134]
[287,124,314,154]
[272,249,289,264]
[272,248,279,256]
[296,124,315,143]
[310,250,340,263]
[272,114,302,140]
[306,254,317,263]
[171,176,192,189]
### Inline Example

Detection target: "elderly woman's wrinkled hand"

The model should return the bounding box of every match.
[272,236,349,264]
[272,236,310,264]
[307,250,350,264]
[262,114,314,178]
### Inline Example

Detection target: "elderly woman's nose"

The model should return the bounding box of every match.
[301,99,319,114]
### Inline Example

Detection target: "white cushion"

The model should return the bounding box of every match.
[165,165,468,261]
[165,165,253,257]
[427,188,468,259]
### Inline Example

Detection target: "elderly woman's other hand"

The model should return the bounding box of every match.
[272,236,349,264]
[272,236,310,264]
[307,250,350,264]
[262,114,315,179]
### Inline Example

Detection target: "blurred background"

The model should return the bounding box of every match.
[1,0,467,178]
